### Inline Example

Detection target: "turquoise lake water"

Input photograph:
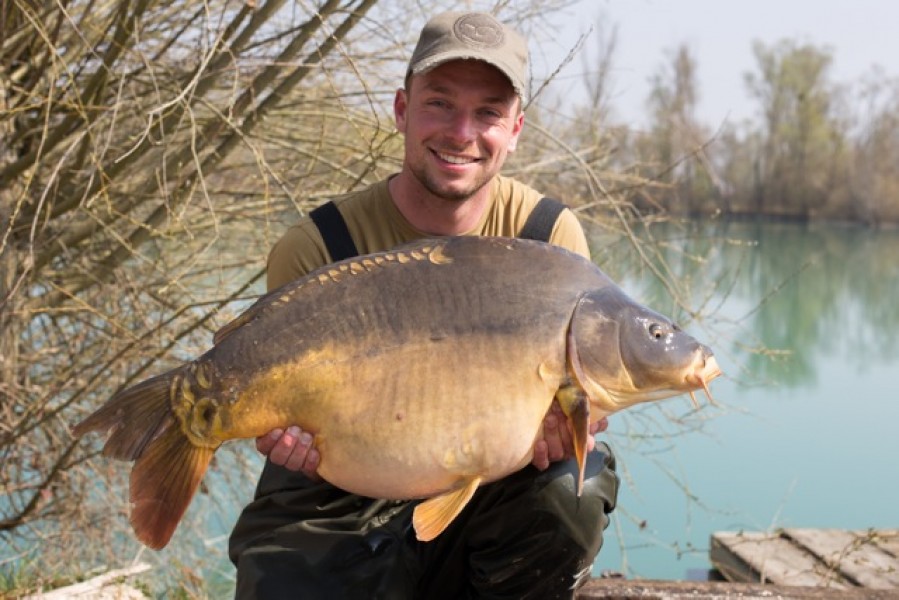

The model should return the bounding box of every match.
[586,219,899,579]
[104,218,898,594]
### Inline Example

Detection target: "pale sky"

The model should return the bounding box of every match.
[538,0,899,127]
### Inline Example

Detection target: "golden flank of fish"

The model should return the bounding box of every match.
[72,236,721,550]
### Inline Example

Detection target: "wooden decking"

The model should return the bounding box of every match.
[576,528,899,599]
[711,528,899,589]
[577,578,899,599]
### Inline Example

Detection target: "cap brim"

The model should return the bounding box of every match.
[410,51,526,101]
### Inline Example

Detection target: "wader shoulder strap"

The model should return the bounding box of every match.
[309,196,567,261]
[309,201,360,261]
[518,197,567,243]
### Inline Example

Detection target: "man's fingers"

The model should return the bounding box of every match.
[256,428,283,454]
[542,412,568,462]
[301,447,321,479]
[262,427,321,480]
[266,426,296,465]
[532,401,612,470]
[283,431,315,472]
[532,439,550,471]
[251,415,607,476]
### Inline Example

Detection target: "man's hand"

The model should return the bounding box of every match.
[532,401,608,471]
[259,403,607,477]
[256,426,322,481]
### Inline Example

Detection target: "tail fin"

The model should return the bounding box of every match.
[130,421,215,549]
[72,370,182,461]
[72,367,216,549]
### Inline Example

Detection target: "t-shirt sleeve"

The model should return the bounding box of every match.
[548,208,590,260]
[266,221,331,292]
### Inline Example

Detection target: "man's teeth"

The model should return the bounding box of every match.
[438,153,473,164]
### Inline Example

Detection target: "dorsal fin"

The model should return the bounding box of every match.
[213,312,250,345]
[213,277,306,345]
[213,240,452,345]
[212,295,271,344]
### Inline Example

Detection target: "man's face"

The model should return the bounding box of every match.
[395,59,524,202]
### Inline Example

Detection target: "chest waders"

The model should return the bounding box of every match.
[229,198,620,600]
[309,196,570,262]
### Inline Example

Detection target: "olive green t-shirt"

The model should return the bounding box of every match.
[267,175,589,291]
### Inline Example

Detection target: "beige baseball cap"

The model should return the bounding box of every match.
[407,12,529,103]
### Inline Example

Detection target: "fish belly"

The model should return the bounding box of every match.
[293,335,563,500]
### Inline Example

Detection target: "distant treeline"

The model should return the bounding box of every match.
[527,37,899,226]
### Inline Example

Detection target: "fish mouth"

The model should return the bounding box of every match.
[685,354,722,408]
[575,347,723,415]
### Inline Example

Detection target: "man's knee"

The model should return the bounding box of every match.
[432,444,619,598]
[234,545,308,600]
[533,442,619,554]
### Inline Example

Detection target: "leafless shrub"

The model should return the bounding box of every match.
[3,0,651,593]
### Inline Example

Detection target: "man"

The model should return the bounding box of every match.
[229,12,619,599]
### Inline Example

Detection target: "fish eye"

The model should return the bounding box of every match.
[649,323,664,339]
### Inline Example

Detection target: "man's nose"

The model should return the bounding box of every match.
[445,111,477,143]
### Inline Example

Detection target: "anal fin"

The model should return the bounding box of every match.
[412,477,482,542]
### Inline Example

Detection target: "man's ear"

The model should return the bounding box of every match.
[507,110,525,152]
[394,88,408,133]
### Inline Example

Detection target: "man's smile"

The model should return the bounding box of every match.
[434,150,480,165]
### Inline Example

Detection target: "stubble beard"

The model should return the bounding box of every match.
[411,162,491,203]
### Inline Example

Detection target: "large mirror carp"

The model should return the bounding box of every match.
[73,236,721,549]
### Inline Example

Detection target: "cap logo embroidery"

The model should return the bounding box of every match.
[453,14,504,48]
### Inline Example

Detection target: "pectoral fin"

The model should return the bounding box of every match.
[555,384,590,496]
[412,477,482,542]
[563,308,596,497]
